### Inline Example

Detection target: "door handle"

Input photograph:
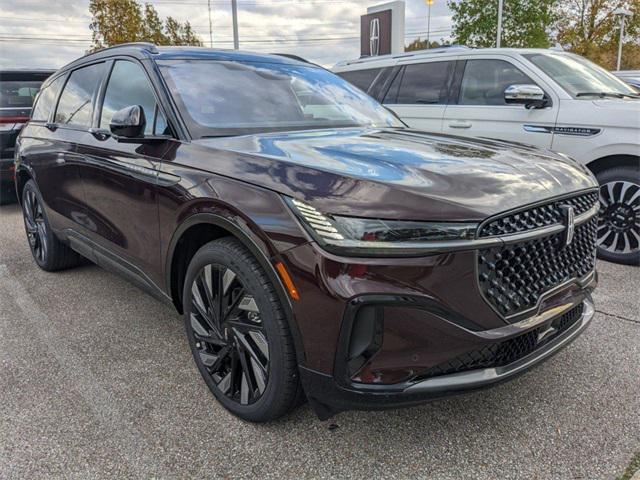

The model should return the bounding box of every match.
[448,120,472,129]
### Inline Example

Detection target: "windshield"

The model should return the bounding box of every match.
[524,52,637,98]
[0,80,43,108]
[158,60,402,137]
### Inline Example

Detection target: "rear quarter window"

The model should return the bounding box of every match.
[31,76,65,122]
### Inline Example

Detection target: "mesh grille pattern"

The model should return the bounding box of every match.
[478,217,597,317]
[478,191,598,237]
[420,303,584,379]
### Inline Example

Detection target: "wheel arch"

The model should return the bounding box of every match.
[14,166,33,206]
[586,154,640,176]
[165,212,306,363]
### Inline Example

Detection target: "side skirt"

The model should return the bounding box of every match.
[61,229,174,307]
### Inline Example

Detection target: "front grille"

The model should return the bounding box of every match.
[478,191,598,237]
[419,303,584,379]
[478,217,597,317]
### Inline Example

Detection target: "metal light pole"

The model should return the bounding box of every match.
[425,0,433,49]
[231,0,239,50]
[496,0,503,48]
[613,8,632,71]
[207,0,213,48]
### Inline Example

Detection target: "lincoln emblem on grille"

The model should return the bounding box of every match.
[560,205,576,246]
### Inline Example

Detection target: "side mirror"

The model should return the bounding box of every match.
[109,105,146,138]
[504,84,548,109]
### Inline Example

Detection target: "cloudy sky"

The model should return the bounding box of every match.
[0,0,453,69]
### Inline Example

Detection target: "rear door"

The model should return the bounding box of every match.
[25,64,107,232]
[381,59,455,133]
[442,56,559,147]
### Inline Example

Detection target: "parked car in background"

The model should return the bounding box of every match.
[0,69,54,204]
[334,48,640,265]
[15,43,599,422]
[612,70,640,91]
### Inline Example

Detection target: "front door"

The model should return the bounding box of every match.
[442,58,559,148]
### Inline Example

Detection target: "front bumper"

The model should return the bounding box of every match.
[300,296,595,419]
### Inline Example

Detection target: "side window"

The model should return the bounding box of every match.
[384,61,453,105]
[31,76,65,122]
[337,68,381,92]
[55,63,105,127]
[100,60,166,135]
[459,59,535,106]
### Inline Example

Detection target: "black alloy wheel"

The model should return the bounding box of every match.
[23,186,48,264]
[596,166,640,265]
[21,180,82,271]
[183,238,301,422]
[189,263,270,405]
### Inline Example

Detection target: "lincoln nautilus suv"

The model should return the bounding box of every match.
[15,44,599,421]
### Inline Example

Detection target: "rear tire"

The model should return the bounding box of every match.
[595,166,640,266]
[182,237,302,422]
[21,179,82,271]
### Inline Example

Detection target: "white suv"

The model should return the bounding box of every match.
[334,48,640,265]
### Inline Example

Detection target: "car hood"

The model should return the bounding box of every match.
[194,128,597,221]
[591,98,640,125]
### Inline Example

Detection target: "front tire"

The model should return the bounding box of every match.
[182,237,301,422]
[595,166,640,266]
[21,179,82,271]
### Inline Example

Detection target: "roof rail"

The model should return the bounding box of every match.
[334,45,470,67]
[97,42,159,54]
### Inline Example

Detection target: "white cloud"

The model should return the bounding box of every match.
[0,0,453,69]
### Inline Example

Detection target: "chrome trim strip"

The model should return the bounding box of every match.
[478,270,596,337]
[405,298,594,394]
[477,188,598,237]
[575,203,599,225]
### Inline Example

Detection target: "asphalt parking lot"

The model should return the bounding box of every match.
[0,202,638,480]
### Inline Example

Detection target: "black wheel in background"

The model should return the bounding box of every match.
[21,179,82,271]
[182,237,302,422]
[596,166,640,266]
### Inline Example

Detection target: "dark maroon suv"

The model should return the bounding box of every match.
[15,43,599,422]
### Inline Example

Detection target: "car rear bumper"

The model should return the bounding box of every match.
[299,296,595,419]
[0,157,15,185]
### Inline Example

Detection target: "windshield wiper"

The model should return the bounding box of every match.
[576,91,639,99]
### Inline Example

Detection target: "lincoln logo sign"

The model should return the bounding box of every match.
[369,18,380,56]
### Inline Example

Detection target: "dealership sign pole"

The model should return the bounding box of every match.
[425,0,433,48]
[232,0,239,50]
[496,0,503,48]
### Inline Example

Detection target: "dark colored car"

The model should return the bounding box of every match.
[15,43,599,422]
[0,69,54,204]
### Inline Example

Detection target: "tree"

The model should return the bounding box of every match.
[405,38,451,51]
[447,0,556,48]
[89,0,202,51]
[555,0,640,70]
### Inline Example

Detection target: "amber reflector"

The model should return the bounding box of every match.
[275,262,300,301]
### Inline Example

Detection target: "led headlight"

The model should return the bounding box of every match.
[285,197,478,256]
